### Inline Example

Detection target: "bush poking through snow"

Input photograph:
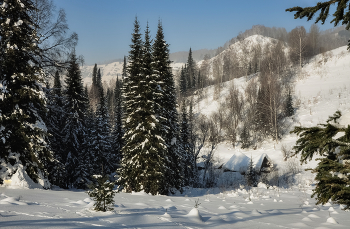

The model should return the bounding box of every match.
[87,175,116,212]
[194,198,201,208]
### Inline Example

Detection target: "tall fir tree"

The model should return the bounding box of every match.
[106,87,114,125]
[152,21,183,193]
[97,68,102,89]
[92,64,98,86]
[0,0,52,187]
[285,89,294,117]
[180,99,194,187]
[89,64,100,112]
[246,156,258,187]
[46,71,66,187]
[119,19,167,195]
[122,56,127,81]
[63,51,89,188]
[186,48,196,90]
[91,86,113,175]
[111,76,123,170]
[179,66,187,96]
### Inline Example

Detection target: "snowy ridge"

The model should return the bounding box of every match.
[80,61,124,86]
[194,44,350,171]
[81,61,184,87]
[198,35,282,79]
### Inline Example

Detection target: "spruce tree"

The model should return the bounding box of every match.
[285,89,294,117]
[46,71,66,187]
[119,19,167,195]
[122,56,127,80]
[246,156,257,187]
[92,64,98,86]
[152,21,183,193]
[111,77,123,169]
[87,175,116,212]
[180,99,194,187]
[197,70,202,91]
[106,87,114,124]
[89,64,101,113]
[240,123,252,149]
[291,111,350,210]
[97,68,102,89]
[186,48,196,90]
[180,66,187,96]
[63,51,89,188]
[0,0,52,187]
[91,87,113,175]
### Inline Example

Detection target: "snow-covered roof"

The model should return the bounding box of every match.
[224,151,250,171]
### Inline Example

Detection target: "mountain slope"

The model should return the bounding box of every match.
[195,45,350,171]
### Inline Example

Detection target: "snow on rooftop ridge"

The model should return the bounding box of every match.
[224,151,250,172]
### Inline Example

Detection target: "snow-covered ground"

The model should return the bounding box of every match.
[2,43,350,228]
[1,184,349,228]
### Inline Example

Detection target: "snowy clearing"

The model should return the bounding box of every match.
[1,184,350,228]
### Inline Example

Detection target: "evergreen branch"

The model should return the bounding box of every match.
[286,1,346,25]
[290,111,347,163]
[331,138,350,147]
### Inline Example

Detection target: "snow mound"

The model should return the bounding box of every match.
[257,182,268,189]
[6,165,44,189]
[84,198,93,203]
[131,190,148,195]
[251,209,261,215]
[0,196,27,205]
[302,217,313,222]
[269,209,282,214]
[326,217,338,224]
[162,212,172,218]
[308,214,320,218]
[186,208,203,222]
[218,205,227,210]
[70,200,87,205]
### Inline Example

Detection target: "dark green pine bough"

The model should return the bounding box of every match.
[287,1,350,210]
[286,0,350,48]
[291,112,350,210]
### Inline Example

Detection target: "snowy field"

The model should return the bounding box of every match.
[1,184,350,228]
[2,44,350,228]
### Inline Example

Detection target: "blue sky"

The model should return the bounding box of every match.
[53,0,339,65]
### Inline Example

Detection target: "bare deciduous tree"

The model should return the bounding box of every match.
[224,82,243,146]
[31,0,79,76]
[288,26,308,68]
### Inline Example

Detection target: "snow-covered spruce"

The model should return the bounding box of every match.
[0,0,52,187]
[87,175,116,212]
